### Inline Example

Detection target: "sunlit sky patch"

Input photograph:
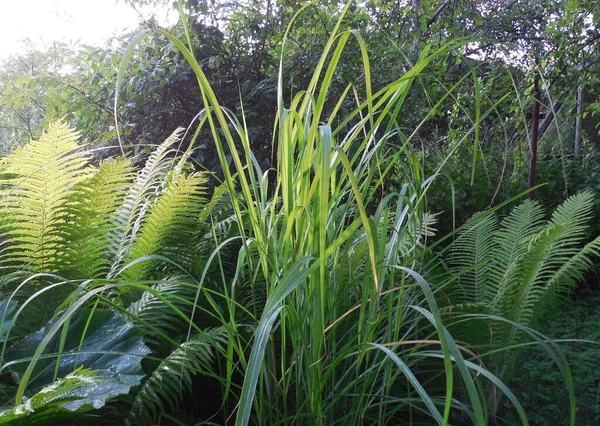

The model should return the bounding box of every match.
[0,0,174,59]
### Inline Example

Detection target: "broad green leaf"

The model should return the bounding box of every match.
[0,367,129,423]
[236,257,314,426]
[6,309,149,394]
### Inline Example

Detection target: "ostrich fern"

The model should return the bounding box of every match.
[59,157,134,278]
[128,327,228,425]
[119,171,207,282]
[0,121,91,274]
[447,191,600,379]
[106,127,190,279]
[0,123,208,285]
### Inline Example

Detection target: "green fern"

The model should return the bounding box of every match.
[127,276,199,346]
[448,211,498,304]
[192,183,240,277]
[0,120,230,425]
[128,328,227,425]
[107,128,186,279]
[0,121,91,274]
[394,210,438,262]
[119,172,207,281]
[447,191,600,371]
[59,157,134,278]
[485,200,546,308]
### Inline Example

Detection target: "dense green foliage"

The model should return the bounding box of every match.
[0,0,599,425]
[0,120,225,423]
[442,192,600,413]
[508,289,600,425]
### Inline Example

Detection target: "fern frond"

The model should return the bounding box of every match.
[390,210,438,260]
[193,182,238,275]
[127,276,198,345]
[549,190,595,230]
[499,192,597,329]
[107,128,185,278]
[536,235,600,310]
[485,200,545,310]
[447,191,599,349]
[119,172,207,281]
[59,158,134,278]
[449,212,497,303]
[0,121,91,274]
[128,328,227,425]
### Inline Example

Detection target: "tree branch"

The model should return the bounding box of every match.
[427,0,453,28]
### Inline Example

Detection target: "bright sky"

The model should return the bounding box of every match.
[0,0,173,59]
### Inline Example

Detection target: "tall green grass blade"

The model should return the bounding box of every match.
[236,257,314,426]
[470,67,482,185]
[373,343,444,424]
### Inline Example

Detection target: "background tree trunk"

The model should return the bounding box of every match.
[528,71,541,200]
[574,88,584,154]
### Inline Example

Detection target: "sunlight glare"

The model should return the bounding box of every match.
[0,0,173,58]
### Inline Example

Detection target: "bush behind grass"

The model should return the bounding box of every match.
[507,289,600,425]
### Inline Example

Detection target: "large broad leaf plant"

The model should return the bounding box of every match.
[0,310,149,423]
